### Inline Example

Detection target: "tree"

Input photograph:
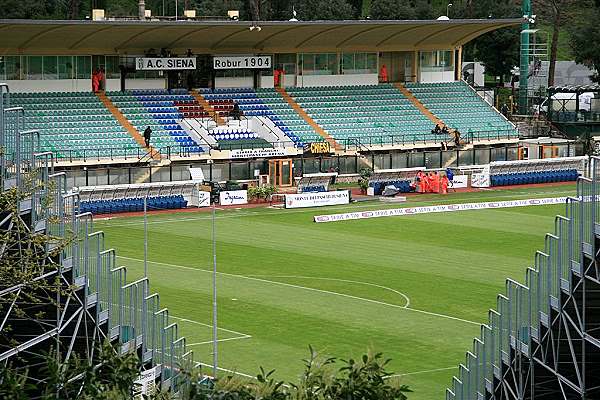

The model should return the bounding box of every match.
[569,4,600,82]
[369,0,434,20]
[296,0,356,20]
[197,0,247,18]
[453,0,521,85]
[532,0,577,86]
[472,27,520,85]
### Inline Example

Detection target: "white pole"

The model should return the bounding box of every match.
[144,196,148,278]
[212,199,218,378]
[175,0,178,20]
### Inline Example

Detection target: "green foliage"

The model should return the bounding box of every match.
[248,185,277,200]
[451,0,521,84]
[0,341,142,399]
[178,347,411,400]
[357,168,372,192]
[295,0,356,20]
[568,4,600,82]
[369,0,433,20]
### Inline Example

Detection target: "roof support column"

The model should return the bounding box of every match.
[456,46,463,81]
[412,51,418,83]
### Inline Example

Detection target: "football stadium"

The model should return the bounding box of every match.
[3,0,600,399]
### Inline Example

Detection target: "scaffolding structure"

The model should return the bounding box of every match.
[0,82,193,396]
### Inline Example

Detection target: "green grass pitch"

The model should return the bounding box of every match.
[96,184,576,400]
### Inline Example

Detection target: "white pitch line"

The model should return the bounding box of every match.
[117,256,480,326]
[187,335,252,346]
[387,365,457,377]
[247,274,410,308]
[196,362,256,379]
[171,315,251,337]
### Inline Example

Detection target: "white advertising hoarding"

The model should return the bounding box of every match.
[219,190,248,205]
[136,57,196,70]
[213,55,272,70]
[198,191,211,207]
[229,148,286,159]
[450,175,469,189]
[285,191,350,209]
[314,197,567,223]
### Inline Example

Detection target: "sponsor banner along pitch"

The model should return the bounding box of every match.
[285,190,350,209]
[313,197,568,223]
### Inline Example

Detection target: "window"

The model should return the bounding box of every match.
[4,56,22,80]
[26,56,43,80]
[419,50,453,72]
[58,56,73,79]
[43,56,58,79]
[274,53,296,74]
[299,53,337,75]
[76,56,91,79]
[105,56,121,79]
[341,52,378,74]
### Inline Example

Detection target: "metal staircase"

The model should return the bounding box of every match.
[0,83,193,396]
[447,157,600,399]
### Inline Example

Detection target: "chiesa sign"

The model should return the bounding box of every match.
[136,57,197,70]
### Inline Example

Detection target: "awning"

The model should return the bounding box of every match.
[0,18,523,55]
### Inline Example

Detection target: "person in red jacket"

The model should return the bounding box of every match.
[380,64,388,83]
[416,171,425,193]
[431,171,440,193]
[440,174,449,194]
[92,68,99,92]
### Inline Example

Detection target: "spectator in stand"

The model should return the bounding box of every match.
[143,126,152,148]
[453,130,461,147]
[501,103,509,117]
[441,141,448,151]
[231,103,241,120]
[380,64,388,83]
[432,124,442,135]
[441,125,449,135]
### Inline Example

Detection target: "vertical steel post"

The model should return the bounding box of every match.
[212,200,218,378]
[144,196,148,278]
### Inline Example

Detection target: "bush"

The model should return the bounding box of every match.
[248,185,277,201]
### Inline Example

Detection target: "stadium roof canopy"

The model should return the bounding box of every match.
[0,18,523,55]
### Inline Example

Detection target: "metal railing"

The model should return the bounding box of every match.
[2,79,193,394]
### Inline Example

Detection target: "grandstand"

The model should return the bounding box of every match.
[405,81,517,140]
[12,91,142,160]
[287,84,443,146]
[108,90,204,156]
[0,83,192,395]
